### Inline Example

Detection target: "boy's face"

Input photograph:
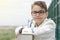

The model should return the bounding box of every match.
[31,5,48,24]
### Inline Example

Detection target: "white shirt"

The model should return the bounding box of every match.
[15,18,56,40]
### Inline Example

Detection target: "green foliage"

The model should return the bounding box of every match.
[0,29,16,40]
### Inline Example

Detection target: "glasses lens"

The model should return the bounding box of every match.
[39,10,45,13]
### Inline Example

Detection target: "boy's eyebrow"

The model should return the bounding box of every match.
[32,10,45,12]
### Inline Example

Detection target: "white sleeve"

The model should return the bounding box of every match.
[15,26,23,35]
[32,21,56,35]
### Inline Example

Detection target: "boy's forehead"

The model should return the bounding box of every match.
[32,5,45,11]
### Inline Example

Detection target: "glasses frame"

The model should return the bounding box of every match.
[31,10,46,16]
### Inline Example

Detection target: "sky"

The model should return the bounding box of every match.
[0,0,52,26]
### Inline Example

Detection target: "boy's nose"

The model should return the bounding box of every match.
[36,13,40,16]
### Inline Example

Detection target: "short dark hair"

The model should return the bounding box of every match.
[32,1,48,12]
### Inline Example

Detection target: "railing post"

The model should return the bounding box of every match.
[16,34,34,40]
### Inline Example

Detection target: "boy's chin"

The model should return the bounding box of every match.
[36,21,42,24]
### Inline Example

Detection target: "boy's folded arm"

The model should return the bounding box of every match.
[32,22,56,35]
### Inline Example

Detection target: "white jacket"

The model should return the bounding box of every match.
[28,18,56,40]
[15,18,56,40]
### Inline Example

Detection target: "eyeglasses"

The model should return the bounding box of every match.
[31,10,46,15]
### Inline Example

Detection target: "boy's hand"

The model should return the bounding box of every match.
[19,28,23,34]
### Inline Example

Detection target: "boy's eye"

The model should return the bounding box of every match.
[39,10,45,13]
